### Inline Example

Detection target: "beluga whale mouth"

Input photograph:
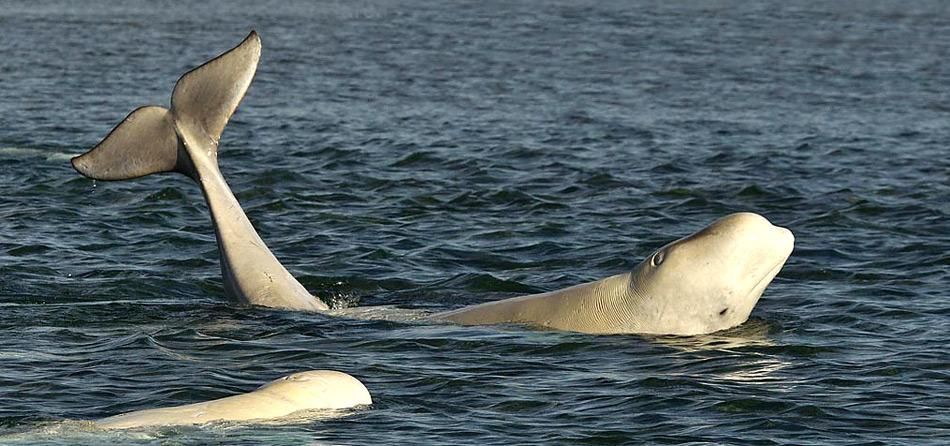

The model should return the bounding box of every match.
[436,212,794,336]
[72,31,328,312]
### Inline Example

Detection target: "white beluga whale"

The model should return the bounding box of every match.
[435,212,794,336]
[72,31,327,312]
[97,370,371,429]
[72,32,795,336]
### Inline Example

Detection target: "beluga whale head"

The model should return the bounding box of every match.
[622,212,795,335]
[437,212,794,336]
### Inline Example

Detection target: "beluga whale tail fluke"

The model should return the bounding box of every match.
[72,31,328,312]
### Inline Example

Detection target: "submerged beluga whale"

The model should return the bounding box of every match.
[97,370,371,429]
[73,31,794,336]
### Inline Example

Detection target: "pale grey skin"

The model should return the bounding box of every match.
[97,370,371,429]
[71,32,794,337]
[436,212,795,336]
[72,31,327,312]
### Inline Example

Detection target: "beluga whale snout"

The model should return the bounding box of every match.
[437,212,794,336]
[625,212,794,335]
[72,31,328,312]
[96,370,372,429]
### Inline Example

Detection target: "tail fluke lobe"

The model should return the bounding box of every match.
[171,31,261,155]
[71,106,181,180]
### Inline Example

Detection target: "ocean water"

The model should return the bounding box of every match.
[0,0,948,444]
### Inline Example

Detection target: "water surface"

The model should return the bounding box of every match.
[0,0,947,444]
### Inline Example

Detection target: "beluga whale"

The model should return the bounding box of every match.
[435,212,794,336]
[72,31,327,312]
[72,31,795,336]
[97,370,371,429]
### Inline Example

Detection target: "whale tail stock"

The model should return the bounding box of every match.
[71,31,260,180]
[72,31,329,312]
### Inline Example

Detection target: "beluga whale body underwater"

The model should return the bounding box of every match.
[96,370,371,429]
[73,31,795,340]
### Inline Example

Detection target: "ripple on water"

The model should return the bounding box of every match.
[1,1,949,445]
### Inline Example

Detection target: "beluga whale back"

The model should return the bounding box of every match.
[72,31,327,311]
[97,370,371,429]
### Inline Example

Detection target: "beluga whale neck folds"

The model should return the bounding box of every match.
[436,212,794,336]
[96,370,371,429]
[72,31,327,311]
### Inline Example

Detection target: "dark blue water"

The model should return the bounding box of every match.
[1,0,948,444]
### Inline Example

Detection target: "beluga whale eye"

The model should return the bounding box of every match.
[651,250,665,267]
